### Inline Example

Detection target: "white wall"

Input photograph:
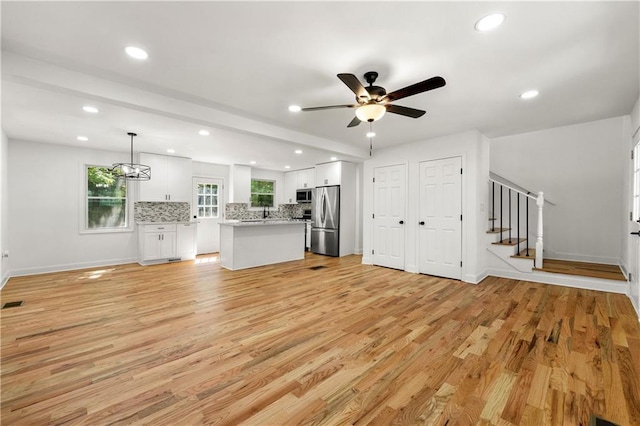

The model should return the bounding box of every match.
[229,164,251,203]
[1,131,9,287]
[8,139,138,276]
[362,130,490,283]
[491,117,626,264]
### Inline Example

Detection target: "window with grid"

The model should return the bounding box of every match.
[250,179,275,208]
[634,142,640,222]
[196,183,219,218]
[86,166,128,230]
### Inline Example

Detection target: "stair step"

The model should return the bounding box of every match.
[492,238,527,246]
[486,227,510,234]
[511,248,536,259]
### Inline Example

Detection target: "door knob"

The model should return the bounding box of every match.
[399,220,404,225]
[419,221,425,225]
[631,231,640,236]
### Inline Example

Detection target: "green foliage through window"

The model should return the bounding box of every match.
[86,166,127,229]
[250,179,275,208]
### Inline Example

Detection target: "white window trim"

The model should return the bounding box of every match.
[79,163,134,234]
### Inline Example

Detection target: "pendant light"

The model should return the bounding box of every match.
[111,132,151,181]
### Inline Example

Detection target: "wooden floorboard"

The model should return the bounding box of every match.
[535,258,627,281]
[1,254,639,425]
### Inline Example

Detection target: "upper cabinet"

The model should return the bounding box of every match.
[138,153,192,202]
[283,168,316,203]
[297,168,315,189]
[284,171,297,204]
[315,161,343,187]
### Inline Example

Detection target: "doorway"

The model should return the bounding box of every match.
[418,157,462,279]
[193,178,223,254]
[372,164,406,270]
[630,139,640,312]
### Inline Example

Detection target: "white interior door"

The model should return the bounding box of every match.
[373,164,406,270]
[418,157,462,279]
[630,140,640,312]
[193,178,223,254]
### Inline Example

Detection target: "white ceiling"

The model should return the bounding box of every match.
[2,1,638,171]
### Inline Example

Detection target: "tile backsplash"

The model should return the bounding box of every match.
[135,202,190,222]
[225,203,306,220]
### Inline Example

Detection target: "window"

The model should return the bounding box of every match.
[86,166,128,230]
[196,183,219,218]
[634,142,640,222]
[250,179,275,208]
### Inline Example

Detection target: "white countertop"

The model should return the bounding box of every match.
[220,219,310,227]
[136,220,199,225]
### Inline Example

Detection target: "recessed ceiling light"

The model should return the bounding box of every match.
[167,148,175,154]
[77,136,88,141]
[295,149,303,154]
[250,161,257,165]
[199,130,210,136]
[475,13,505,32]
[520,90,539,100]
[288,105,301,112]
[330,156,337,161]
[82,105,99,113]
[366,131,376,138]
[284,165,291,169]
[125,46,148,60]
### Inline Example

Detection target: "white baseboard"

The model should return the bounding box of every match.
[0,273,9,290]
[8,257,138,279]
[485,267,628,294]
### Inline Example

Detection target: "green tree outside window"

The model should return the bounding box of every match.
[87,166,128,229]
[250,179,275,208]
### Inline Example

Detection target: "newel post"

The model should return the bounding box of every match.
[535,191,544,268]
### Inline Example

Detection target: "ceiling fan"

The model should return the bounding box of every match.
[301,71,446,127]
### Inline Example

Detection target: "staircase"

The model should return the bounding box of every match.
[485,176,628,294]
[486,177,543,273]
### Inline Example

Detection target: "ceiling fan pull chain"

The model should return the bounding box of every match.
[369,122,373,156]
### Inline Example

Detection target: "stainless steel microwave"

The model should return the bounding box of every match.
[296,188,312,203]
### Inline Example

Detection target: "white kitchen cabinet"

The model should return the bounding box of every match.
[138,224,177,262]
[137,222,197,264]
[297,168,315,189]
[176,223,197,260]
[315,161,343,186]
[138,153,192,202]
[284,171,298,203]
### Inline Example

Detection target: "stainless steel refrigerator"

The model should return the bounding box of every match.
[311,185,340,256]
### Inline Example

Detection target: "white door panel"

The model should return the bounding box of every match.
[373,164,406,270]
[193,178,223,254]
[419,157,462,279]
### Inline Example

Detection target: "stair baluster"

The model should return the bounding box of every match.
[517,192,520,255]
[492,182,495,232]
[526,195,530,257]
[508,189,512,243]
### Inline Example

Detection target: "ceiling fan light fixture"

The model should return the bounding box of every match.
[356,104,386,123]
[475,13,505,32]
[111,132,151,181]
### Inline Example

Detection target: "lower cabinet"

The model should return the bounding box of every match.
[137,222,197,264]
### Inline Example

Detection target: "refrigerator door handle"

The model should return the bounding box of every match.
[321,192,326,223]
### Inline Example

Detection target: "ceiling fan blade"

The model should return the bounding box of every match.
[385,104,426,118]
[337,73,370,101]
[301,104,357,111]
[347,116,361,127]
[384,76,446,102]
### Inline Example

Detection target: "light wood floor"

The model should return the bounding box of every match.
[2,254,639,425]
[535,259,626,281]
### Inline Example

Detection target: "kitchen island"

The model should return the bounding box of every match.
[219,220,307,270]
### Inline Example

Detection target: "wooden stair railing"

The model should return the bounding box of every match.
[490,178,544,269]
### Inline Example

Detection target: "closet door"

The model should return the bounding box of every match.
[372,164,406,270]
[418,157,462,279]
